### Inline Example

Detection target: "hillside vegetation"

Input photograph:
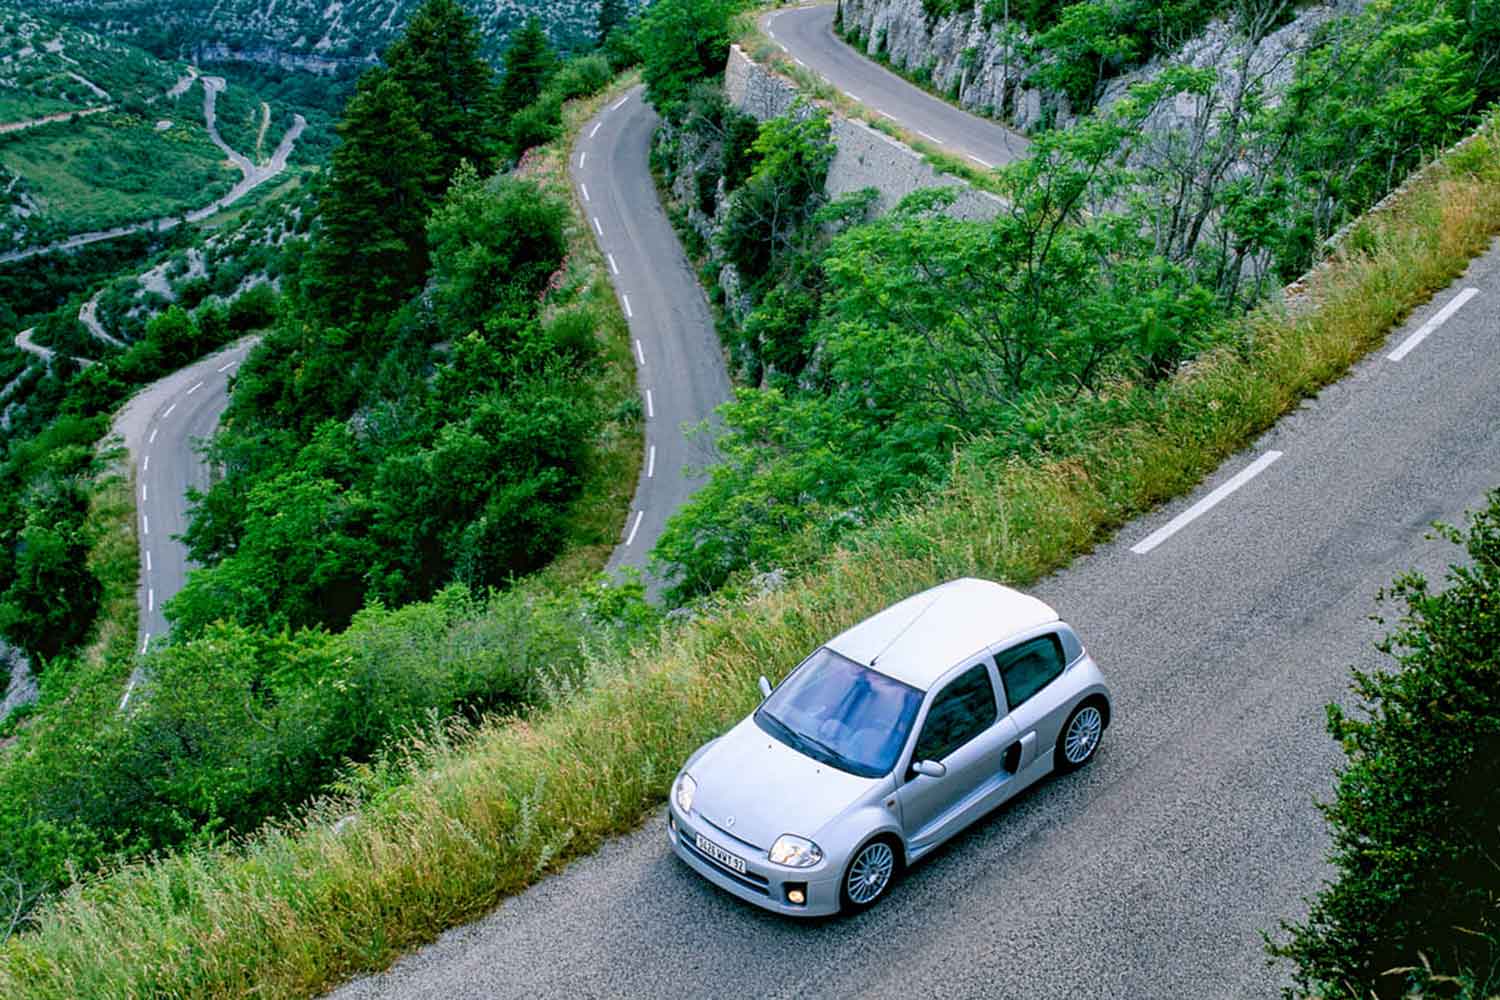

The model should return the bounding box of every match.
[0,0,646,945]
[28,0,638,65]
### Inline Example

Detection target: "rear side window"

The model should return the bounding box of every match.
[998,635,1065,710]
[912,663,997,765]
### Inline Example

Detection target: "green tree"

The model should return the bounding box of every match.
[0,517,99,664]
[383,0,502,190]
[638,0,742,118]
[497,17,556,118]
[597,0,630,45]
[426,165,569,341]
[307,70,438,325]
[718,109,836,287]
[1271,490,1500,998]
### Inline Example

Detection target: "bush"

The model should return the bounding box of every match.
[227,283,281,332]
[639,0,743,119]
[549,54,613,102]
[1271,490,1500,998]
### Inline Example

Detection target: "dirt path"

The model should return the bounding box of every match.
[0,106,108,134]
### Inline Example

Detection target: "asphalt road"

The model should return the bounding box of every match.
[765,3,1032,168]
[571,87,733,585]
[112,338,257,707]
[324,228,1500,999]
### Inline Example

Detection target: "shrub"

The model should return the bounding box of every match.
[1271,490,1500,998]
[227,283,281,332]
[549,54,613,102]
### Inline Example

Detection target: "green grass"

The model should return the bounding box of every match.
[0,113,236,240]
[0,93,82,122]
[1,102,1497,1000]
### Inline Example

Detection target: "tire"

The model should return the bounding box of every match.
[1055,699,1106,773]
[840,836,901,913]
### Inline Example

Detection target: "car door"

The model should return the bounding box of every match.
[992,633,1071,780]
[895,660,1018,851]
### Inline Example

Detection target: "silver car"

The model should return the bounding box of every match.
[667,578,1111,916]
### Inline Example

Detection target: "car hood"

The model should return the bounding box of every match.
[687,717,881,851]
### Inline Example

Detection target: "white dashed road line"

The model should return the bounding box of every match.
[611,95,628,111]
[625,509,644,547]
[162,402,177,418]
[647,445,656,479]
[608,253,619,275]
[581,183,591,203]
[142,454,149,472]
[1130,451,1284,555]
[148,588,154,612]
[593,217,604,236]
[645,389,654,419]
[145,550,152,573]
[1387,287,1479,361]
[635,339,645,365]
[590,121,602,139]
[217,360,234,372]
[622,293,633,319]
[187,380,204,394]
[579,152,586,168]
[969,154,994,168]
[142,514,149,536]
[139,633,149,655]
[141,484,148,502]
[149,427,158,444]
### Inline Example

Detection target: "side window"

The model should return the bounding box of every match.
[997,635,1066,711]
[912,663,998,765]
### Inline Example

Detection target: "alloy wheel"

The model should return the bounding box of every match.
[1063,705,1103,765]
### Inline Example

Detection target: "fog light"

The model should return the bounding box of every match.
[785,882,807,906]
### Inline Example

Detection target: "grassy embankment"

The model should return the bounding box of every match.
[518,71,644,585]
[2,78,1499,1000]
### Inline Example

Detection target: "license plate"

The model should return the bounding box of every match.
[695,833,747,874]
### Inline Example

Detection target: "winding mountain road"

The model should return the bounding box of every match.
[113,337,256,709]
[0,76,305,266]
[766,3,1031,169]
[572,88,733,584]
[326,19,1500,1000]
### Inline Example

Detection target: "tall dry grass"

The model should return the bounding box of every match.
[1,105,1497,1000]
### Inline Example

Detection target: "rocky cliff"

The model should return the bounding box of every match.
[835,0,1362,132]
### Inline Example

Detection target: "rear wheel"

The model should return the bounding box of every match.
[840,836,900,913]
[1055,700,1105,772]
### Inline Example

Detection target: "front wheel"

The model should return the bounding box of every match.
[841,837,899,913]
[1055,700,1105,772]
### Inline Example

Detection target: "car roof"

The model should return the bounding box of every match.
[825,578,1059,691]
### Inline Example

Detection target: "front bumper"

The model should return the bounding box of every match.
[667,802,841,917]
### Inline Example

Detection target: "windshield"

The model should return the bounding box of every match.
[755,647,923,779]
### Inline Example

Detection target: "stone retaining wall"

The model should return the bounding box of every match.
[725,44,1002,221]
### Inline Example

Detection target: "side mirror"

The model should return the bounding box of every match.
[758,676,773,699]
[910,759,947,779]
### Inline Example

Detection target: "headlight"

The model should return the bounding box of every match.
[674,773,697,815]
[769,834,823,868]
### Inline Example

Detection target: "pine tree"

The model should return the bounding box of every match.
[383,0,501,192]
[597,0,629,46]
[309,70,439,325]
[497,17,556,118]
